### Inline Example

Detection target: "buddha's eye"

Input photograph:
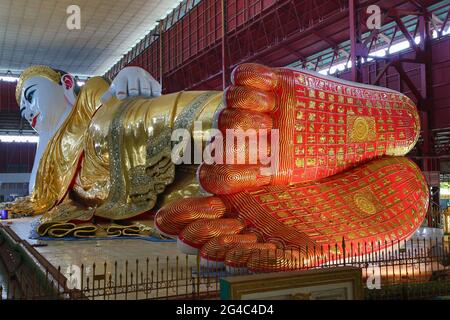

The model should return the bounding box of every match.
[26,89,36,103]
[23,84,37,104]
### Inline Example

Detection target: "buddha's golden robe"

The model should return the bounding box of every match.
[6,77,223,237]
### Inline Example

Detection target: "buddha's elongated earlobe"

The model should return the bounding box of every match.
[61,73,77,106]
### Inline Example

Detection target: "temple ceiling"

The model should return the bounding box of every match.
[0,0,182,77]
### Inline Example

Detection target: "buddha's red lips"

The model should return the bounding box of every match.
[31,113,40,128]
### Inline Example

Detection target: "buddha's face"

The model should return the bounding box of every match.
[19,76,67,135]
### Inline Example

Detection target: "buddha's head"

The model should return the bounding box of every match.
[16,65,79,135]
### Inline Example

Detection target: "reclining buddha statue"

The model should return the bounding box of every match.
[2,63,428,272]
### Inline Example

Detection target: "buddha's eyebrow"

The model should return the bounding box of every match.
[23,84,37,99]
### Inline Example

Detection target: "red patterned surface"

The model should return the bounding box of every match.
[157,63,429,270]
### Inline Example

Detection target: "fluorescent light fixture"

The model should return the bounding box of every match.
[0,135,39,143]
[0,76,18,82]
[329,62,347,74]
[441,187,450,196]
[389,40,410,54]
[369,48,387,57]
[444,26,450,36]
[386,36,421,54]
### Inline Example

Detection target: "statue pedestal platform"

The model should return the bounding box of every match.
[1,217,198,299]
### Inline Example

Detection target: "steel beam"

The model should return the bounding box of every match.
[221,0,230,89]
[158,21,164,90]
[349,0,363,82]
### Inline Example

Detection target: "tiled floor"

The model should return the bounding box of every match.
[2,218,199,294]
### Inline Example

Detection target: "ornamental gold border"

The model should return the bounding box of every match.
[347,116,377,143]
[220,266,363,300]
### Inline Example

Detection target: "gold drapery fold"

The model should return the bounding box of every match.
[36,197,95,236]
[4,77,112,216]
[94,92,220,220]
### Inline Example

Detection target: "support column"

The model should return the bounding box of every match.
[159,20,165,91]
[221,0,230,89]
[418,9,441,228]
[349,0,363,82]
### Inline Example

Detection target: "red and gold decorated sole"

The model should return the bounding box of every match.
[273,68,420,185]
[223,156,428,255]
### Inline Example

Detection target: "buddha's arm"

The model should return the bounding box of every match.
[73,91,223,214]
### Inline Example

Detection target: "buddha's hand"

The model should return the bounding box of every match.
[154,63,427,272]
[101,66,162,103]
